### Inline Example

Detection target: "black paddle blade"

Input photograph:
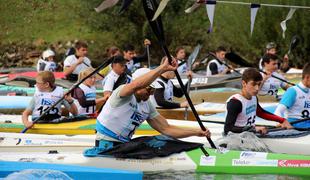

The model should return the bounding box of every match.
[225,52,254,67]
[119,0,133,14]
[288,35,301,54]
[142,0,165,44]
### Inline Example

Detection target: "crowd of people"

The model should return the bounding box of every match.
[22,39,310,156]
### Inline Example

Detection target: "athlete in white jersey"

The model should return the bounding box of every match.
[22,71,78,128]
[259,42,290,73]
[259,54,289,99]
[274,63,310,128]
[64,41,92,81]
[94,57,211,145]
[72,68,106,115]
[102,56,131,101]
[37,49,57,72]
[206,46,229,76]
[150,69,188,109]
[224,68,292,135]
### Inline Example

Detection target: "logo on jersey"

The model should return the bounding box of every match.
[130,112,144,123]
[246,105,256,115]
[269,84,276,89]
[304,101,310,108]
[41,99,55,105]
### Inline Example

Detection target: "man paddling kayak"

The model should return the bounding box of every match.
[274,63,310,129]
[84,57,211,157]
[258,53,290,99]
[224,68,292,135]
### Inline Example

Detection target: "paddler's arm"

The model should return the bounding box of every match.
[22,97,35,128]
[22,109,33,129]
[63,56,85,76]
[224,98,245,134]
[256,98,293,129]
[146,114,211,138]
[119,57,178,97]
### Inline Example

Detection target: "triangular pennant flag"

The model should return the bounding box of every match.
[205,1,216,33]
[250,3,260,35]
[280,8,297,39]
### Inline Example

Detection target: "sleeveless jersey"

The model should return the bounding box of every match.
[226,94,257,127]
[177,60,188,74]
[259,71,286,98]
[126,60,134,73]
[97,92,154,142]
[206,59,226,76]
[74,84,96,114]
[37,59,57,72]
[150,78,174,107]
[32,86,64,118]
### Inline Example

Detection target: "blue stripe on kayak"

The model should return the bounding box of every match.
[0,161,143,180]
[0,96,31,109]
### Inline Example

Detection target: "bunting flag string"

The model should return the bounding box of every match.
[250,4,260,36]
[280,8,297,39]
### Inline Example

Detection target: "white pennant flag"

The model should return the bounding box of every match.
[250,4,260,35]
[280,8,297,39]
[205,1,216,33]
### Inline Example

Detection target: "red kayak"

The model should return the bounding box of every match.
[0,72,66,79]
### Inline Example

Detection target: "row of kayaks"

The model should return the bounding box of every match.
[1,117,309,156]
[1,130,310,176]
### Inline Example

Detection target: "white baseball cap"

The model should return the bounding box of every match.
[132,68,161,89]
[42,49,55,59]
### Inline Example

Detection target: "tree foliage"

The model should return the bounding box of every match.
[0,0,309,67]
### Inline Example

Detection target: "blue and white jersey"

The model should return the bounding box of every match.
[259,71,287,98]
[37,59,57,72]
[226,94,257,127]
[279,82,310,128]
[150,78,174,107]
[206,59,226,76]
[32,86,64,118]
[96,85,159,142]
[74,83,96,114]
[177,60,188,75]
[126,60,134,73]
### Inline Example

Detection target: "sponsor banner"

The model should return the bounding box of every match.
[278,160,310,167]
[240,151,267,159]
[200,155,216,166]
[232,159,278,167]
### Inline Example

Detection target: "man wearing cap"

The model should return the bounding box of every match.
[259,42,289,73]
[102,55,131,101]
[85,57,211,155]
